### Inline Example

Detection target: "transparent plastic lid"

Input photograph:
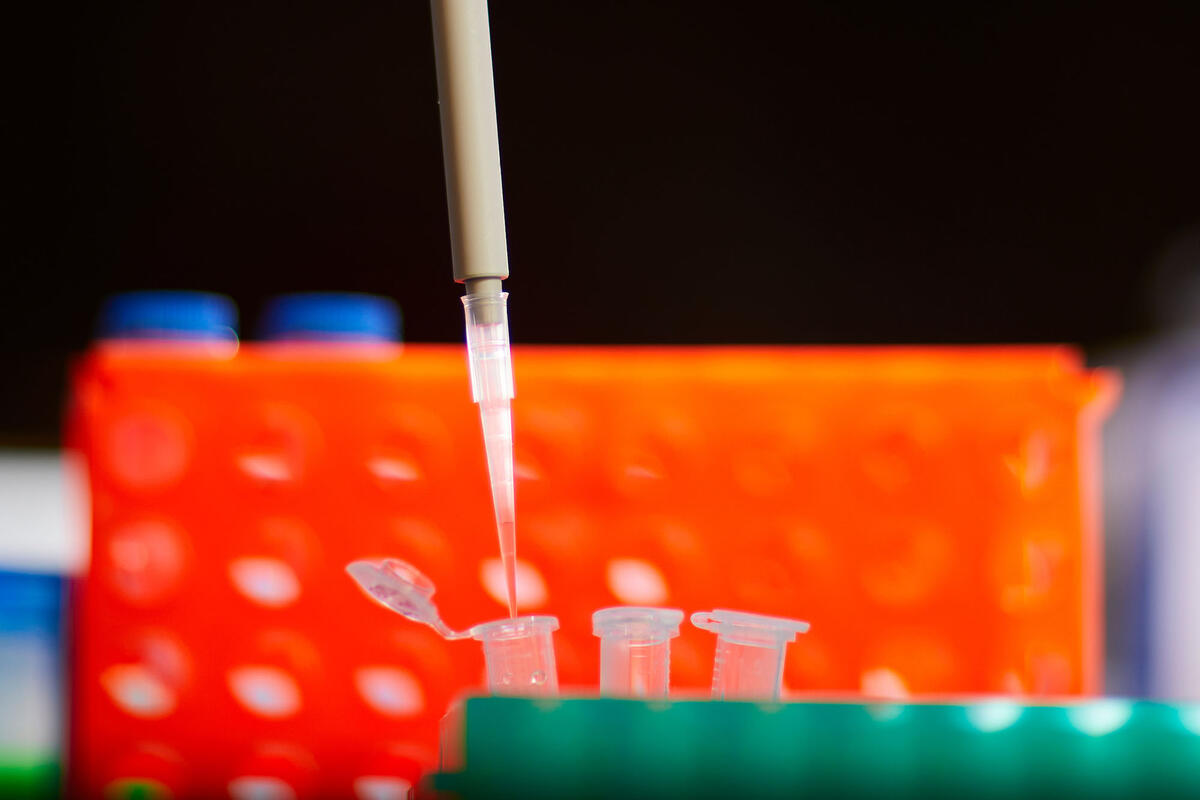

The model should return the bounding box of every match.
[691,609,810,646]
[592,607,684,642]
[345,558,470,640]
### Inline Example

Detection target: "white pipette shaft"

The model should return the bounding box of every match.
[431,0,510,286]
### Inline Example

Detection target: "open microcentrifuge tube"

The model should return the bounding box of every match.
[470,616,560,696]
[592,607,684,698]
[346,558,560,697]
[691,609,810,701]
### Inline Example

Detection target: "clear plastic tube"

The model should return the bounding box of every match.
[470,615,558,696]
[461,290,517,618]
[592,607,684,698]
[691,609,810,701]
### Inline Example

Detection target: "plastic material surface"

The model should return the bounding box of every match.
[430,697,1200,799]
[67,339,1115,796]
[593,607,683,698]
[346,558,472,640]
[96,292,237,341]
[461,290,517,617]
[692,609,810,700]
[258,293,401,342]
[347,563,556,695]
[431,0,510,284]
[469,616,559,696]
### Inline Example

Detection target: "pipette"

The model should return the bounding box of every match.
[430,0,519,618]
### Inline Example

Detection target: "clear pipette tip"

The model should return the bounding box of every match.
[462,289,518,618]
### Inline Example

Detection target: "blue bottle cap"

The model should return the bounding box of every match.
[0,570,63,635]
[96,291,238,341]
[258,293,401,342]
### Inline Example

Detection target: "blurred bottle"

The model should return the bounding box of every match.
[0,569,64,798]
[257,292,402,358]
[95,290,239,357]
[1102,224,1200,698]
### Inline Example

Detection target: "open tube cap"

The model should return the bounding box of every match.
[346,559,442,630]
[691,609,810,647]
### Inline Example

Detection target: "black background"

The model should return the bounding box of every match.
[6,2,1200,443]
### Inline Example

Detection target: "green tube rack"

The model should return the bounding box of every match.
[429,697,1200,799]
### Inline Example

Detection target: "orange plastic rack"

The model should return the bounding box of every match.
[67,343,1116,797]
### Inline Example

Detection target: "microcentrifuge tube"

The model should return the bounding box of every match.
[470,616,559,696]
[347,561,559,697]
[592,607,684,698]
[691,609,810,701]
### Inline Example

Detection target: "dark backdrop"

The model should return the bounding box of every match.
[7,2,1200,443]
